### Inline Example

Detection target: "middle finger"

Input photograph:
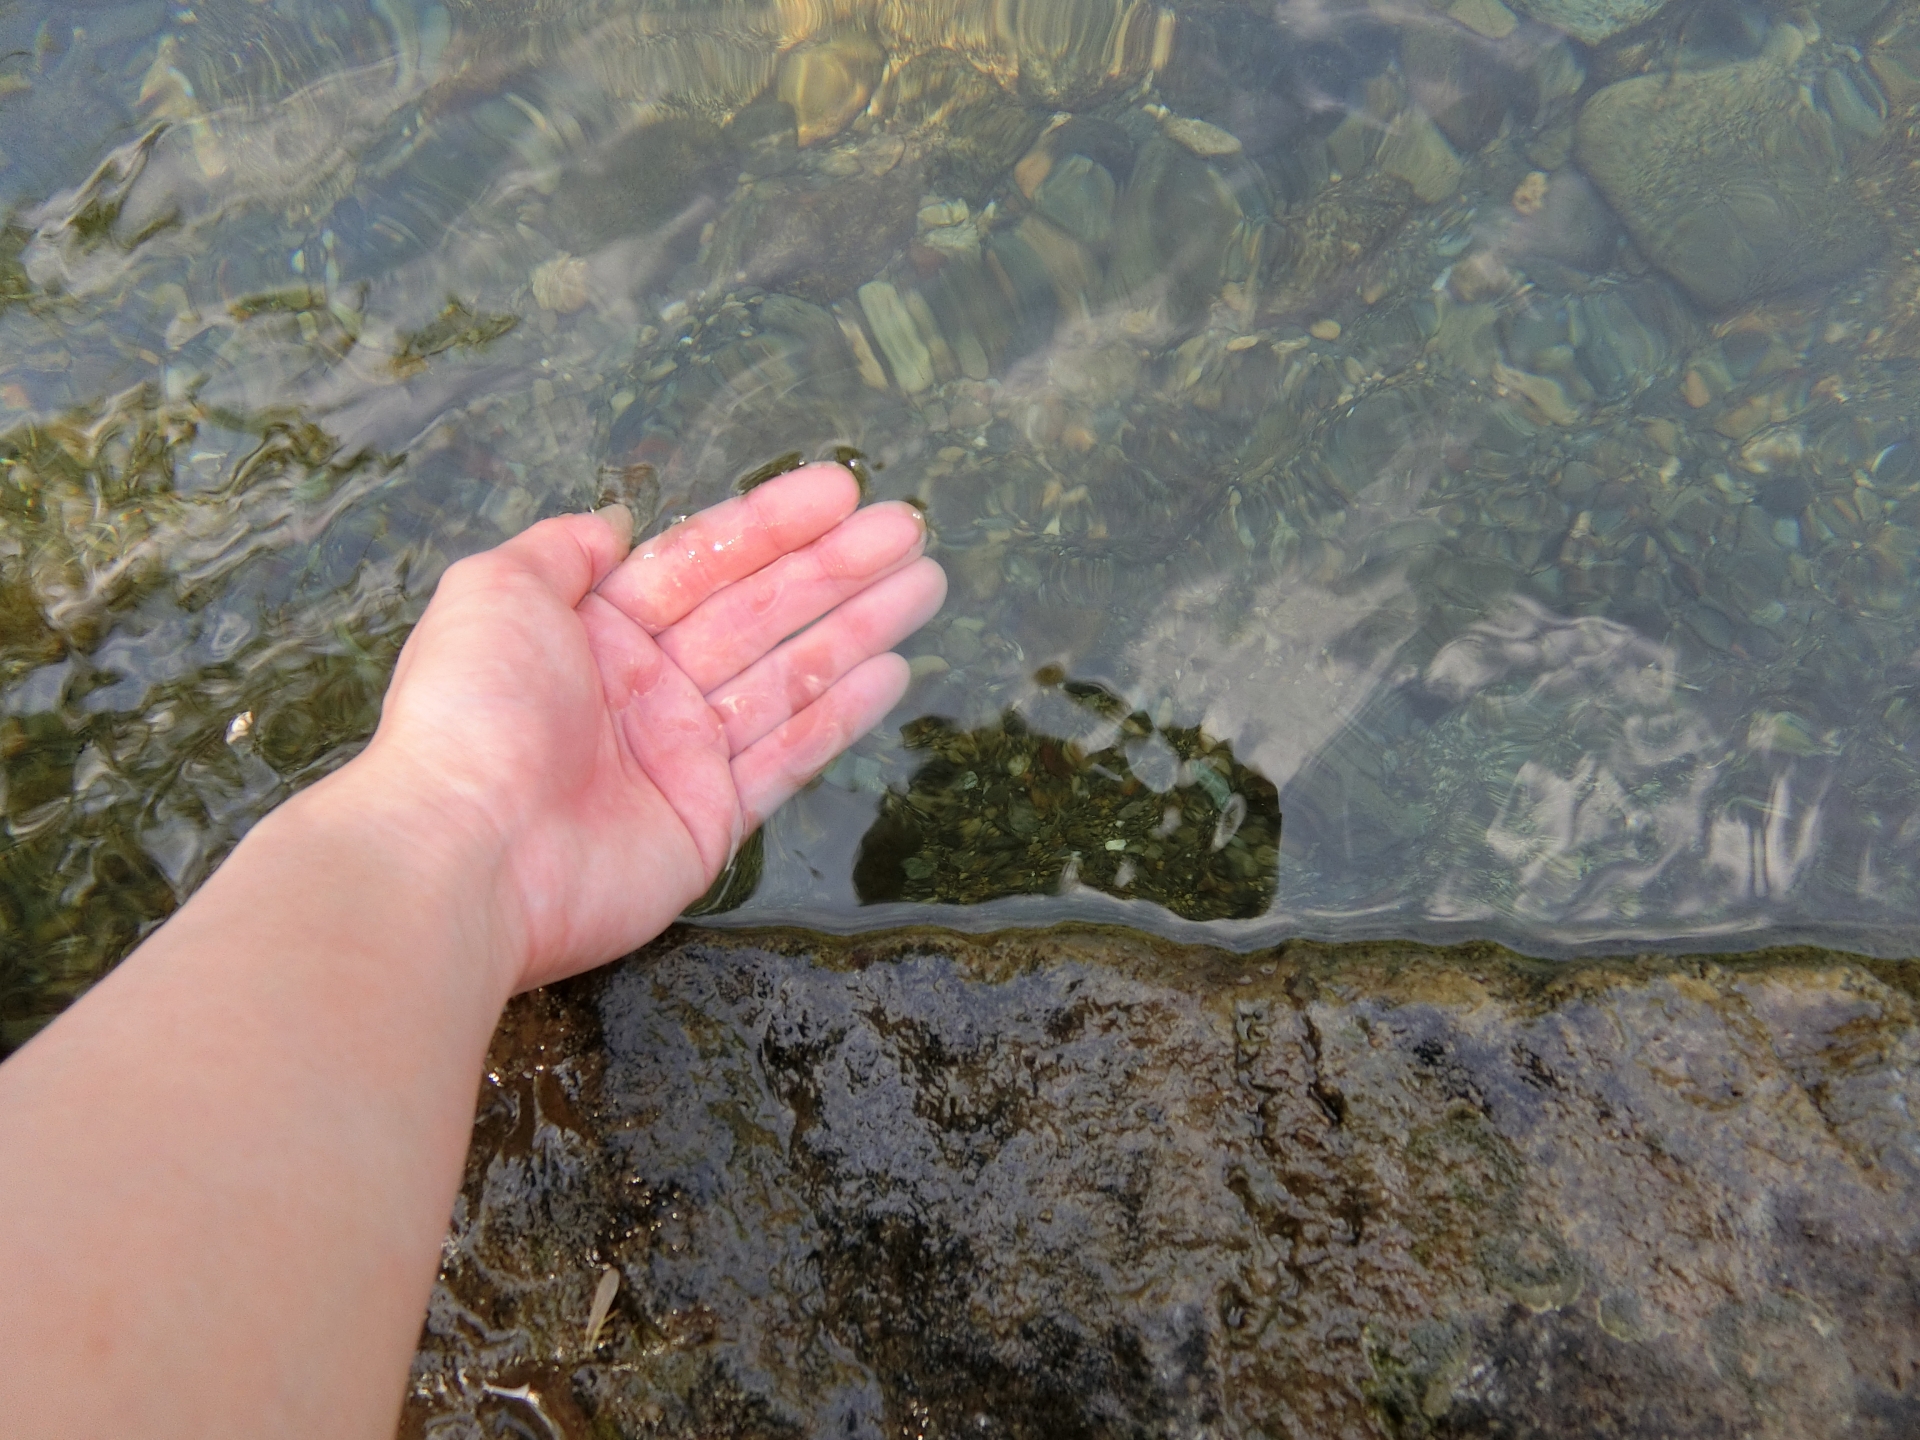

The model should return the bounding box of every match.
[595,462,860,633]
[707,556,947,754]
[657,501,927,693]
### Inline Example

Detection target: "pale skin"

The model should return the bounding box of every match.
[0,463,947,1440]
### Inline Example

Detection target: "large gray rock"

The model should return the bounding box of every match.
[1505,0,1674,41]
[1575,48,1885,310]
[404,931,1920,1439]
[1507,0,1667,43]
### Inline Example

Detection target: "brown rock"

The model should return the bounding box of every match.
[700,160,923,303]
[407,932,1920,1438]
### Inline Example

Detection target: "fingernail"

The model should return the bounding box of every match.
[594,502,634,552]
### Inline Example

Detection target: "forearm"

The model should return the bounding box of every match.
[0,476,934,1437]
[0,758,518,1440]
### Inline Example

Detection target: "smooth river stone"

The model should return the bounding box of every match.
[1030,152,1117,246]
[1574,49,1885,310]
[404,930,1920,1438]
[1375,107,1464,204]
[774,29,883,146]
[1507,0,1667,42]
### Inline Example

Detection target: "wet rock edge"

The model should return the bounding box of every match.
[409,925,1920,1440]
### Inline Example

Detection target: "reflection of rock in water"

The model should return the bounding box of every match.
[853,683,1279,920]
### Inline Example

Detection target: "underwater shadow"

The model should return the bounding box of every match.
[852,675,1280,922]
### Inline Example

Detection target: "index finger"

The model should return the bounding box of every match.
[595,462,861,633]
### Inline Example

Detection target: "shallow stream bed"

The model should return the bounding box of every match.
[1,0,1919,1428]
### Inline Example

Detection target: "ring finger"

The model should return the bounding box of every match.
[705,556,947,754]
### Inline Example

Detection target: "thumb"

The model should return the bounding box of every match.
[490,504,635,608]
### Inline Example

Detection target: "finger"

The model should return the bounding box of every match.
[593,502,635,553]
[659,502,928,693]
[707,557,946,753]
[576,592,741,874]
[456,506,635,610]
[596,462,860,633]
[733,652,911,832]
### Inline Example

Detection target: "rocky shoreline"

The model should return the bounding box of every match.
[405,928,1920,1438]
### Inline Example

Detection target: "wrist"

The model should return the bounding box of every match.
[239,752,529,1010]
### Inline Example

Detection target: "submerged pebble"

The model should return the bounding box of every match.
[776,29,884,147]
[1509,0,1669,41]
[530,253,590,312]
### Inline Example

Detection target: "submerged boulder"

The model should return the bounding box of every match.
[405,930,1920,1438]
[1574,45,1885,310]
[1507,0,1667,44]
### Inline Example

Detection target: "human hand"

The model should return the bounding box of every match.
[0,463,948,1440]
[343,463,945,992]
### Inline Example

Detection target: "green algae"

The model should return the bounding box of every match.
[854,696,1281,921]
[389,296,519,378]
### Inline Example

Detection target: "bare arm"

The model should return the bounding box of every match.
[0,465,945,1439]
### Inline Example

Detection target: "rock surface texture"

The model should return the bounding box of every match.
[1507,0,1667,43]
[404,930,1920,1439]
[1575,44,1887,310]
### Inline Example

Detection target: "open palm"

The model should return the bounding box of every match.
[362,463,945,991]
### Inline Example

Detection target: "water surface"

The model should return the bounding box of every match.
[6,0,1920,1047]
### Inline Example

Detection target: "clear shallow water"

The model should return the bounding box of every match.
[5,0,1920,1045]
